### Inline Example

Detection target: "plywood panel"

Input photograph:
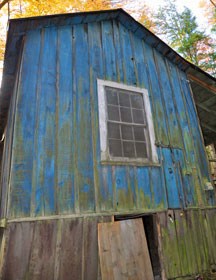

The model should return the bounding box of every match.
[98,218,154,280]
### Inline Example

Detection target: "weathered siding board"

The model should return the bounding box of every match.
[1,216,113,280]
[158,209,216,279]
[1,210,215,280]
[0,43,23,218]
[115,166,134,211]
[130,28,159,146]
[112,20,124,83]
[162,149,182,208]
[74,24,95,213]
[9,31,41,217]
[88,22,106,212]
[136,167,151,209]
[58,219,83,280]
[150,166,167,209]
[167,61,194,158]
[153,50,182,147]
[42,27,57,216]
[2,222,35,280]
[179,71,213,206]
[57,26,75,214]
[143,43,169,146]
[118,24,136,85]
[101,21,117,81]
[97,21,116,212]
[6,20,213,218]
[173,149,195,207]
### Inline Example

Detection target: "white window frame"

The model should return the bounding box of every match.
[97,79,158,164]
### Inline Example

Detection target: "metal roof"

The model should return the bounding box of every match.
[0,8,215,144]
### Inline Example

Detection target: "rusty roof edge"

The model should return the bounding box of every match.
[0,8,216,137]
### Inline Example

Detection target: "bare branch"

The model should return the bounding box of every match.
[209,0,216,8]
[0,0,10,10]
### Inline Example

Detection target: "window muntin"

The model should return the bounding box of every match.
[106,87,148,159]
[97,79,158,164]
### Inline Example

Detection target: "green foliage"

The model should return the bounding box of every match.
[154,0,216,77]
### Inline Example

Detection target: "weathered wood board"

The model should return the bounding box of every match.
[98,218,154,280]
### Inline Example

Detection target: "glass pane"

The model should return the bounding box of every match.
[119,93,130,107]
[106,88,118,105]
[109,139,122,157]
[135,142,147,158]
[123,141,135,157]
[107,105,120,121]
[132,109,145,124]
[121,125,133,140]
[120,107,132,123]
[134,126,145,141]
[131,94,143,109]
[108,123,120,139]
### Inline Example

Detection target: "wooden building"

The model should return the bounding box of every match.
[0,9,215,280]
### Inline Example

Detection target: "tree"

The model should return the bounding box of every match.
[118,0,155,31]
[154,0,216,76]
[0,0,113,60]
[0,0,10,10]
[199,0,216,33]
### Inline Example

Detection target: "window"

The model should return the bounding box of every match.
[98,80,158,164]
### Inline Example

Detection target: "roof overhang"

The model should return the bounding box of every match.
[187,68,216,146]
[0,8,215,144]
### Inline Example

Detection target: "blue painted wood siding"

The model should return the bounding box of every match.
[6,20,213,218]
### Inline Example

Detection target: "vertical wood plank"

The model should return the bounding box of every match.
[173,148,195,207]
[162,148,181,208]
[58,219,83,280]
[136,167,152,209]
[115,166,134,211]
[157,211,182,278]
[167,61,194,159]
[154,52,182,147]
[101,20,117,81]
[173,210,189,276]
[2,222,35,280]
[150,166,167,209]
[27,220,57,280]
[88,22,114,212]
[112,20,124,83]
[32,28,57,216]
[73,24,95,212]
[57,26,75,214]
[9,31,40,217]
[143,43,169,146]
[42,27,57,216]
[118,24,136,86]
[180,71,210,206]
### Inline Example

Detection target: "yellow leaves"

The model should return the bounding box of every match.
[198,0,216,25]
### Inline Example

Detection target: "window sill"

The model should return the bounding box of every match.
[100,160,161,167]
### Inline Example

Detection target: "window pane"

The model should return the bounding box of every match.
[121,125,133,140]
[131,94,143,109]
[119,93,130,107]
[109,139,122,157]
[107,105,120,121]
[132,109,145,124]
[135,142,147,158]
[123,141,135,157]
[106,88,118,105]
[134,126,145,141]
[108,123,120,139]
[120,107,132,123]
